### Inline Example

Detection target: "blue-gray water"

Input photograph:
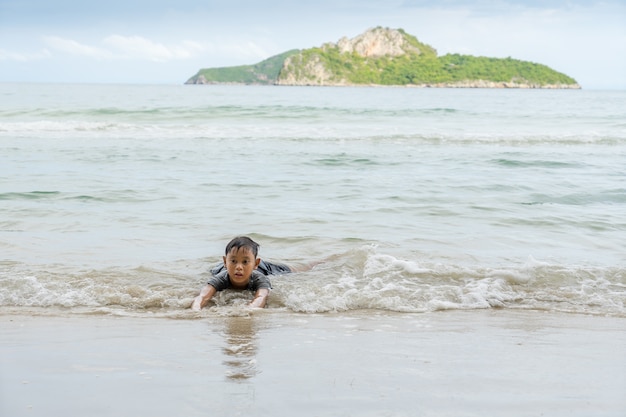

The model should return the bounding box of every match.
[1,83,624,317]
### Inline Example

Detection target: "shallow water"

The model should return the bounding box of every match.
[1,84,625,316]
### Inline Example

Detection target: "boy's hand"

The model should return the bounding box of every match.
[191,297,202,311]
[190,284,217,310]
[249,288,270,308]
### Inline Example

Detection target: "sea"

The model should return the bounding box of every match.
[1,83,625,318]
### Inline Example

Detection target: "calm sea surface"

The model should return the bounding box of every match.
[1,83,624,317]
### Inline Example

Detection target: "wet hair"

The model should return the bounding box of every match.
[224,236,260,258]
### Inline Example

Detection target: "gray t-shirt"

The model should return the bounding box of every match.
[207,269,272,292]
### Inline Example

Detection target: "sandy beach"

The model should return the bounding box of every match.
[1,309,624,417]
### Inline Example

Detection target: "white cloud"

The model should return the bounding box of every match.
[0,49,51,62]
[42,36,115,60]
[211,39,271,61]
[102,35,205,61]
[39,35,207,62]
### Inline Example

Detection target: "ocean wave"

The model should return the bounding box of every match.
[0,104,461,120]
[1,249,624,318]
[3,121,624,146]
[0,120,132,134]
[0,191,62,201]
[0,190,160,204]
[491,158,585,169]
[522,190,626,206]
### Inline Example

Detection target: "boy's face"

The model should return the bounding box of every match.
[223,247,260,289]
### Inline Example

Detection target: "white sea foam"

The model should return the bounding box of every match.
[2,255,624,317]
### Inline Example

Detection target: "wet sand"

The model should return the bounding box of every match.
[1,310,625,417]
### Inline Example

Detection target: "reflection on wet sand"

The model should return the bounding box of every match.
[221,316,258,380]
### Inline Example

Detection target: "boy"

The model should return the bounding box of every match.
[191,236,292,310]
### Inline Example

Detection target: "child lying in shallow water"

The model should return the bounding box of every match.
[191,236,293,310]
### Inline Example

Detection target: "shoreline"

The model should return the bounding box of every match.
[186,79,582,89]
[1,309,624,416]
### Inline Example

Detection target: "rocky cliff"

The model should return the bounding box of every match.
[276,27,436,86]
[335,27,423,57]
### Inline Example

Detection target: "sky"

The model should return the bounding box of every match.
[1,0,625,89]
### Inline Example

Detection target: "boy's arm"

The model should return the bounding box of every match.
[249,288,270,309]
[191,284,217,310]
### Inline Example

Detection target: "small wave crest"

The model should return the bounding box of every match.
[269,248,625,316]
[1,249,624,318]
[0,262,198,313]
[2,118,624,145]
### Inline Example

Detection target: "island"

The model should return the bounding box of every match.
[186,27,580,89]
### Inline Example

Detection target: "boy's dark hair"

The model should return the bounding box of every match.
[224,236,260,258]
